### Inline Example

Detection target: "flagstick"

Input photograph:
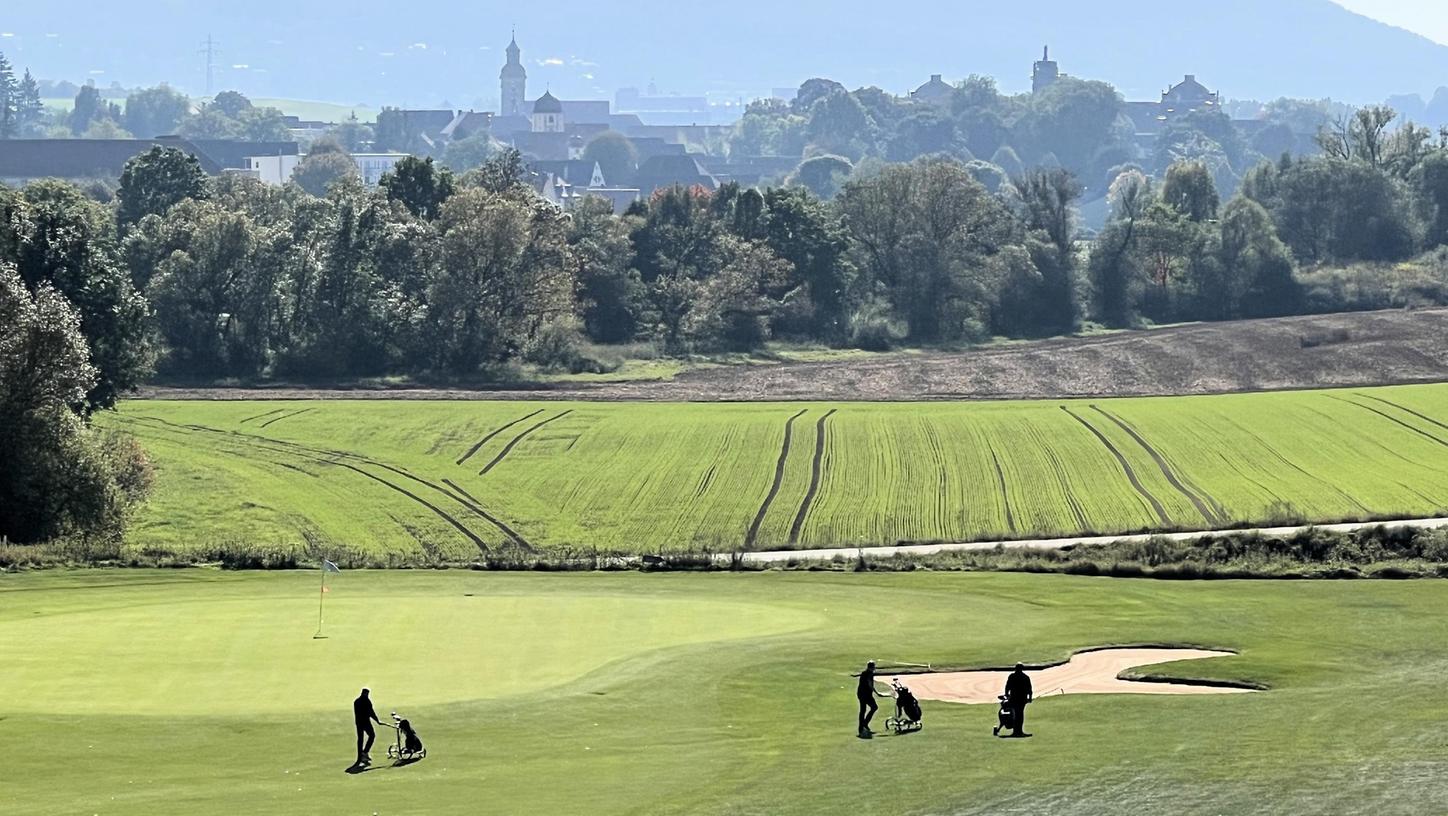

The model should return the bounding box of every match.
[313,564,328,640]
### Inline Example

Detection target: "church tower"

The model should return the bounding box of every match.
[500,33,527,116]
[1032,45,1060,94]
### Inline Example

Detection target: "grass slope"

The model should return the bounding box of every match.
[5,570,1448,814]
[101,384,1448,559]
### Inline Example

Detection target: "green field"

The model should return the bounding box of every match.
[101,383,1448,560]
[5,569,1448,814]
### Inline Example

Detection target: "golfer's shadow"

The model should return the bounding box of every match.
[344,762,383,775]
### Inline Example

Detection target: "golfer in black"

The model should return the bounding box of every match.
[353,687,382,765]
[853,660,890,737]
[1003,663,1033,737]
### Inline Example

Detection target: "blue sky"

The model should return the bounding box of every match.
[1335,1,1448,43]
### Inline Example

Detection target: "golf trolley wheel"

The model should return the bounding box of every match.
[884,717,899,732]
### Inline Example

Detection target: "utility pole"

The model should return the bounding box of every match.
[200,34,218,95]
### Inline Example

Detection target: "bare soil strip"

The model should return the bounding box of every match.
[788,409,837,545]
[479,411,574,476]
[1091,406,1226,526]
[745,409,809,548]
[439,478,535,552]
[455,409,546,465]
[985,439,1018,534]
[258,407,315,429]
[1059,406,1172,526]
[876,648,1257,705]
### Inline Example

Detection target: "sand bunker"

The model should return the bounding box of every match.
[878,648,1257,705]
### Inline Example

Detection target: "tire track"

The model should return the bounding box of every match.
[745,409,808,549]
[1039,441,1090,531]
[479,411,574,475]
[119,414,501,553]
[984,438,1017,534]
[1090,406,1225,526]
[1325,396,1448,449]
[240,408,286,425]
[1216,414,1370,514]
[1352,395,1448,440]
[259,407,315,429]
[1060,406,1172,526]
[694,465,718,499]
[788,409,837,545]
[456,409,546,465]
[440,478,535,552]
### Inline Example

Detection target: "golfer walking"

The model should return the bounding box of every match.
[353,687,382,765]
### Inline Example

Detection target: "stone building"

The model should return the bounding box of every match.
[500,33,527,116]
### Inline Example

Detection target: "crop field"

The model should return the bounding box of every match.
[7,569,1448,815]
[102,383,1448,559]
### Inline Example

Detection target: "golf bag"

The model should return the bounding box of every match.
[885,681,923,732]
[993,696,1014,736]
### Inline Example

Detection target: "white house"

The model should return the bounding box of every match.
[242,152,408,187]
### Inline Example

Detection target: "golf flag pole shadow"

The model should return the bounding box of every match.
[314,559,341,639]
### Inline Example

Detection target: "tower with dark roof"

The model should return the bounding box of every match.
[500,33,527,116]
[531,90,564,133]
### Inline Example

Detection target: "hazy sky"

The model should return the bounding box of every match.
[1336,0,1448,43]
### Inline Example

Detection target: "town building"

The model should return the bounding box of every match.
[0,137,297,184]
[910,74,954,106]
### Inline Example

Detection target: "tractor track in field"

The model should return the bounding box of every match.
[258,408,315,428]
[694,465,718,499]
[479,411,574,475]
[1090,406,1227,526]
[1040,442,1090,531]
[1325,396,1448,452]
[1060,407,1172,526]
[117,415,519,554]
[1356,394,1448,436]
[439,479,534,552]
[239,408,286,425]
[1217,415,1370,514]
[746,409,808,548]
[455,409,546,465]
[788,409,837,546]
[984,439,1018,534]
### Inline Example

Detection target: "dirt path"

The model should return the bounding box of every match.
[877,649,1256,705]
[724,516,1448,564]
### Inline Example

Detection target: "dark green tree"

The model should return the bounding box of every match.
[117,146,210,230]
[379,156,456,220]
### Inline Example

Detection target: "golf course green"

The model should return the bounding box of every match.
[7,569,1448,814]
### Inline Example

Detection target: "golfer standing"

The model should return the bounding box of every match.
[1003,663,1033,737]
[353,687,382,765]
[853,660,889,738]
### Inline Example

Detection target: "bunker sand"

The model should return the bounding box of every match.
[880,648,1257,705]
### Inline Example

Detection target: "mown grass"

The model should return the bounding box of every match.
[6,569,1448,814]
[94,383,1448,560]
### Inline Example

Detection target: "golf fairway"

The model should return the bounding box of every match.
[7,569,1448,814]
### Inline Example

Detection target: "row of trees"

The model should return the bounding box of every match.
[733,75,1340,204]
[1088,105,1448,325]
[10,105,1448,385]
[0,51,294,143]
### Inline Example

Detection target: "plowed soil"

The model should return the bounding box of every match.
[139,308,1448,402]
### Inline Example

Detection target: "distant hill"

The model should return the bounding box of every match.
[4,1,1447,111]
